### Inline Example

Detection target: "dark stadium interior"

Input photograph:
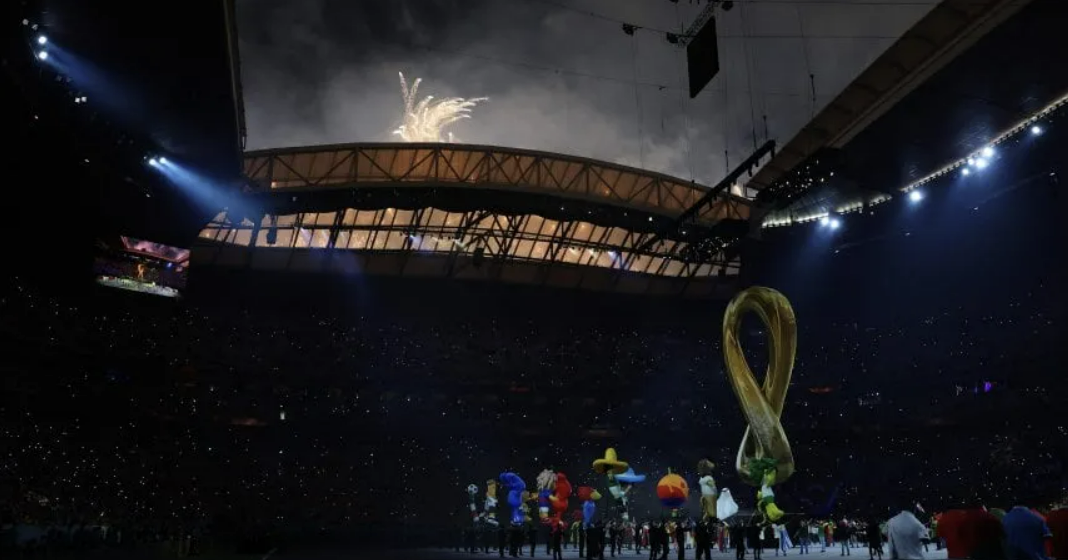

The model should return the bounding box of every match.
[3,1,1067,559]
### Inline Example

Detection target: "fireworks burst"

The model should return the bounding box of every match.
[393,72,487,143]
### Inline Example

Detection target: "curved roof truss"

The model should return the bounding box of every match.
[243,143,750,225]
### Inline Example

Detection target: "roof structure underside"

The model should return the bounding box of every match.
[195,143,753,297]
[758,0,1068,226]
[748,0,1031,194]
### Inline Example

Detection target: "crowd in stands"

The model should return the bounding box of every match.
[2,270,1066,554]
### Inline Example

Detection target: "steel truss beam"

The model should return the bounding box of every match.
[242,143,749,225]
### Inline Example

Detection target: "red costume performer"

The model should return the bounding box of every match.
[938,509,997,559]
[548,472,572,525]
[1046,508,1068,559]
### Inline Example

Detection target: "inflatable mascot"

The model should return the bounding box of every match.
[615,467,646,520]
[484,478,499,526]
[577,486,602,528]
[592,448,630,519]
[467,483,480,523]
[717,488,739,520]
[499,472,528,525]
[548,472,572,525]
[536,469,556,522]
[656,469,690,518]
[749,458,785,522]
[696,459,718,521]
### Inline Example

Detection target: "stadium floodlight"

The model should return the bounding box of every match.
[148,157,159,167]
[829,218,841,230]
[37,35,47,45]
[37,50,48,60]
[158,156,168,165]
[909,190,923,203]
[819,216,830,227]
[962,168,971,177]
[1031,125,1043,136]
[981,146,994,158]
[975,158,989,170]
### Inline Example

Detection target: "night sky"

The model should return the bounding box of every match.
[236,0,931,184]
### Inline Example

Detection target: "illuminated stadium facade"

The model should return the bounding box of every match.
[193,142,757,297]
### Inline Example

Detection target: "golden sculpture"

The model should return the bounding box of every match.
[722,286,797,522]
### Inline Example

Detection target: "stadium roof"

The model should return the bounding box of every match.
[242,142,751,222]
[754,0,1068,226]
[193,143,755,297]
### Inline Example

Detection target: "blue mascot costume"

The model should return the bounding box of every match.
[499,472,528,525]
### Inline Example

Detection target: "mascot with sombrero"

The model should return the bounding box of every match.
[616,467,647,520]
[593,448,630,519]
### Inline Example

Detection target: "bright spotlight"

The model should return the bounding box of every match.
[829,218,841,230]
[37,50,48,60]
[819,216,830,227]
[148,157,159,166]
[967,157,975,166]
[975,158,989,170]
[158,156,168,165]
[1031,125,1043,136]
[981,146,994,158]
[962,167,971,177]
[37,35,47,45]
[909,190,923,203]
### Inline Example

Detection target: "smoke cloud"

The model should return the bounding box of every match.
[236,0,930,186]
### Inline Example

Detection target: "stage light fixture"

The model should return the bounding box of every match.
[962,168,971,177]
[975,158,989,170]
[1031,125,1043,136]
[981,146,994,158]
[37,35,47,45]
[148,157,159,166]
[829,218,841,230]
[909,190,923,203]
[158,156,168,165]
[37,50,48,60]
[819,216,830,227]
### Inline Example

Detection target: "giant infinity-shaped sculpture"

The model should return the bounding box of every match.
[722,287,797,521]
